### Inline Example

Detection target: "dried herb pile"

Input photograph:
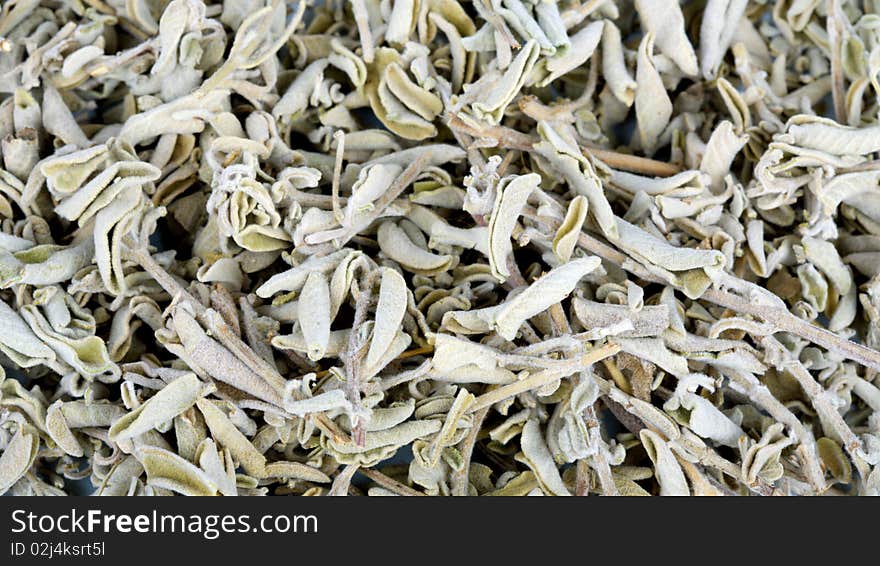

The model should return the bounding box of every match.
[1,0,880,496]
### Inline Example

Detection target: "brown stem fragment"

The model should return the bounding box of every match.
[359,468,427,496]
[446,115,683,176]
[450,406,490,496]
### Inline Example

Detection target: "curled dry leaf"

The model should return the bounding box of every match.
[0,425,39,495]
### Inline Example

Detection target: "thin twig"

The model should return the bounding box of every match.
[584,147,683,177]
[396,345,435,360]
[561,0,610,29]
[602,358,631,395]
[123,236,349,444]
[358,468,426,496]
[125,240,288,394]
[331,130,345,224]
[447,115,684,176]
[467,342,621,413]
[725,368,827,492]
[340,277,375,447]
[476,0,520,48]
[826,0,847,123]
[584,403,619,496]
[575,459,591,496]
[521,205,880,373]
[496,149,519,176]
[596,376,779,496]
[704,288,880,372]
[451,406,490,496]
[328,463,360,496]
[674,433,777,496]
[563,216,880,372]
[839,158,880,173]
[298,152,431,255]
[762,336,870,479]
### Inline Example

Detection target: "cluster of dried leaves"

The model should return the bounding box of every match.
[1,0,880,497]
